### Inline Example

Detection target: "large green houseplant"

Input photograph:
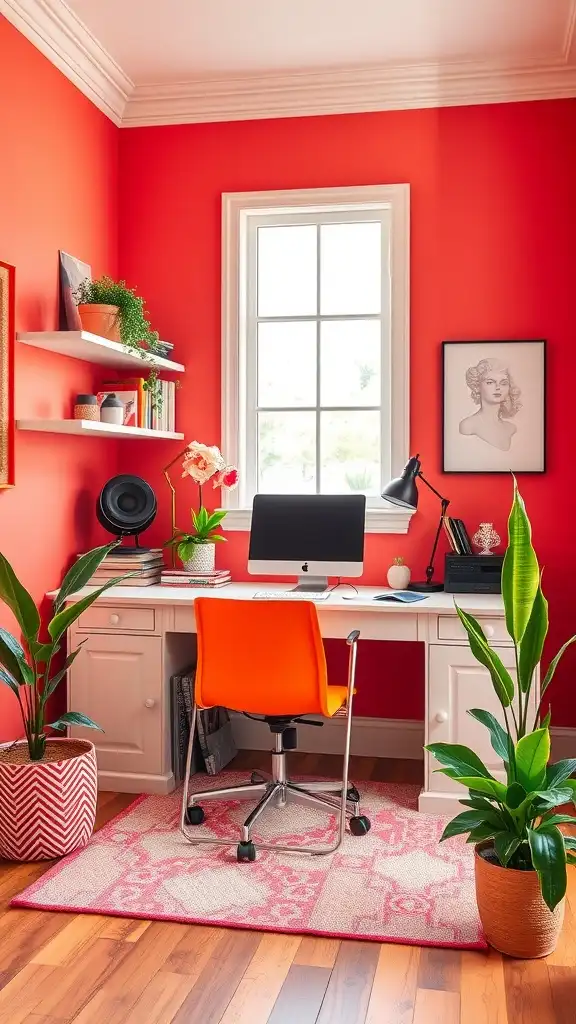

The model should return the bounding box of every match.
[427,481,576,957]
[0,542,133,860]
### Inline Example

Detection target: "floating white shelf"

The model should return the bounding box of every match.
[17,419,185,441]
[17,331,185,373]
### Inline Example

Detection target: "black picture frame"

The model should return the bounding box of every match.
[442,340,547,474]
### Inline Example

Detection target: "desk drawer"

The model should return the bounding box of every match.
[437,615,508,643]
[77,606,156,632]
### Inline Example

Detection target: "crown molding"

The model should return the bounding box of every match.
[0,0,131,124]
[2,0,576,128]
[123,57,576,127]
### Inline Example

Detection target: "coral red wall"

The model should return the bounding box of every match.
[0,16,119,740]
[118,100,576,726]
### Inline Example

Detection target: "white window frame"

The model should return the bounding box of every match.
[221,184,413,534]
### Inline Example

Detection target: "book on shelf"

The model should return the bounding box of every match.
[103,377,176,433]
[161,579,231,588]
[161,568,231,587]
[452,518,473,555]
[90,572,161,587]
[443,517,473,556]
[442,516,459,553]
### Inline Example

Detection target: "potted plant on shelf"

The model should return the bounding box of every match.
[73,275,163,408]
[427,480,576,958]
[0,542,131,861]
[163,441,238,573]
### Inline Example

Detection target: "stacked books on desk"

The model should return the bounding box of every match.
[160,568,231,588]
[85,548,164,586]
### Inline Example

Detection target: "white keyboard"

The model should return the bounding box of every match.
[252,590,331,602]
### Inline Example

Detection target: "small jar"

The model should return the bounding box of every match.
[100,393,125,425]
[74,394,99,421]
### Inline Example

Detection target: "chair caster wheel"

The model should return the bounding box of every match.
[347,785,360,803]
[350,815,371,836]
[251,771,264,784]
[237,841,256,862]
[185,806,205,826]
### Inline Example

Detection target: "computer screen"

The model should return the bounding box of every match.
[248,494,366,581]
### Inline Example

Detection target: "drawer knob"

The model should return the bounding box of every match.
[435,711,448,723]
[109,613,120,625]
[144,698,156,709]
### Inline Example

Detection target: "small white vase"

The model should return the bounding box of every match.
[387,563,411,590]
[183,543,216,573]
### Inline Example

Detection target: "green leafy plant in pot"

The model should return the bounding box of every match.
[0,542,134,860]
[73,275,163,409]
[427,481,576,958]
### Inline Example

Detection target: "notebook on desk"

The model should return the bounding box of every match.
[373,592,429,603]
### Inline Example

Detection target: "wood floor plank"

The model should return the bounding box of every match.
[266,964,331,1024]
[364,943,420,1024]
[548,965,574,1024]
[0,911,75,977]
[219,933,301,1023]
[315,940,380,1024]
[30,937,132,1020]
[503,960,556,1024]
[417,947,461,992]
[413,987,460,1024]
[545,897,576,968]
[170,929,262,1024]
[348,756,378,781]
[31,914,108,966]
[99,918,151,943]
[293,936,340,969]
[0,964,56,1022]
[165,924,224,978]
[70,922,188,1024]
[122,970,198,1024]
[459,950,508,1024]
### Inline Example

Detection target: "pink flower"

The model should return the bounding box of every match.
[181,442,224,485]
[213,465,239,491]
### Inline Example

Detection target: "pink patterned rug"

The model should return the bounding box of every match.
[11,774,486,949]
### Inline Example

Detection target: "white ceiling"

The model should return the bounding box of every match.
[2,0,576,125]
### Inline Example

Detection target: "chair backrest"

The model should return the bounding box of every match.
[193,598,329,716]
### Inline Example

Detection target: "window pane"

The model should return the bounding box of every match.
[320,410,380,495]
[320,320,381,407]
[258,412,316,493]
[320,222,381,315]
[258,321,316,408]
[257,225,317,317]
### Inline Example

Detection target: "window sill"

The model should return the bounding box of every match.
[220,506,415,535]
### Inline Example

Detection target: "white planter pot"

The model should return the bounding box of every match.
[387,564,411,590]
[183,543,216,573]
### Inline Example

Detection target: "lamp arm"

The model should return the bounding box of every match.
[425,497,450,586]
[417,471,449,506]
[163,445,190,568]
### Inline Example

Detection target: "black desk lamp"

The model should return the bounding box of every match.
[381,454,449,593]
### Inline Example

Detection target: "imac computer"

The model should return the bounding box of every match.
[248,494,366,593]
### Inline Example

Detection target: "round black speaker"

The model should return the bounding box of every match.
[97,475,157,541]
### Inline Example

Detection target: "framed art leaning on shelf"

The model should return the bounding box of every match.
[442,339,546,474]
[0,261,15,489]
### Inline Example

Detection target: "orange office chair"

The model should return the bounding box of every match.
[180,597,371,861]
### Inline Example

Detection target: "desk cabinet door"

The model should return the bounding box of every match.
[427,645,523,794]
[68,633,163,776]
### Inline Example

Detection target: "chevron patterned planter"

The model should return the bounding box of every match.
[0,739,98,861]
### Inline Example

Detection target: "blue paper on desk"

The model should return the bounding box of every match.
[373,591,429,603]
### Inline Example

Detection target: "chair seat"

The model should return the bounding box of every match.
[326,685,348,717]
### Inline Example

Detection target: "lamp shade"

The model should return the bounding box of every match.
[381,456,421,510]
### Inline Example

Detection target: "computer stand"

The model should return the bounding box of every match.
[291,576,329,593]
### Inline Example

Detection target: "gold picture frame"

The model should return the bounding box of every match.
[0,261,15,488]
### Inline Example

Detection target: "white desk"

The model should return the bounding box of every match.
[64,583,526,815]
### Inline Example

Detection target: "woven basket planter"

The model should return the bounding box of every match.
[0,739,98,862]
[475,842,565,957]
[183,543,216,573]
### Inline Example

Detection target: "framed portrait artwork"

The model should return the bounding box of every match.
[0,261,15,489]
[442,340,546,474]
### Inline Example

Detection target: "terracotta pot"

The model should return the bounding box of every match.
[78,303,120,342]
[0,738,98,861]
[183,543,216,573]
[474,842,565,957]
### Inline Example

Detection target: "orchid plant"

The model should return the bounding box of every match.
[164,441,239,563]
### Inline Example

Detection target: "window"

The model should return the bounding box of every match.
[222,185,412,533]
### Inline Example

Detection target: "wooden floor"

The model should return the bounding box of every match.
[0,751,574,1024]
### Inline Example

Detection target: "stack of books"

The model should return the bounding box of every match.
[85,548,164,586]
[160,568,231,588]
[98,377,177,433]
[443,516,473,555]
